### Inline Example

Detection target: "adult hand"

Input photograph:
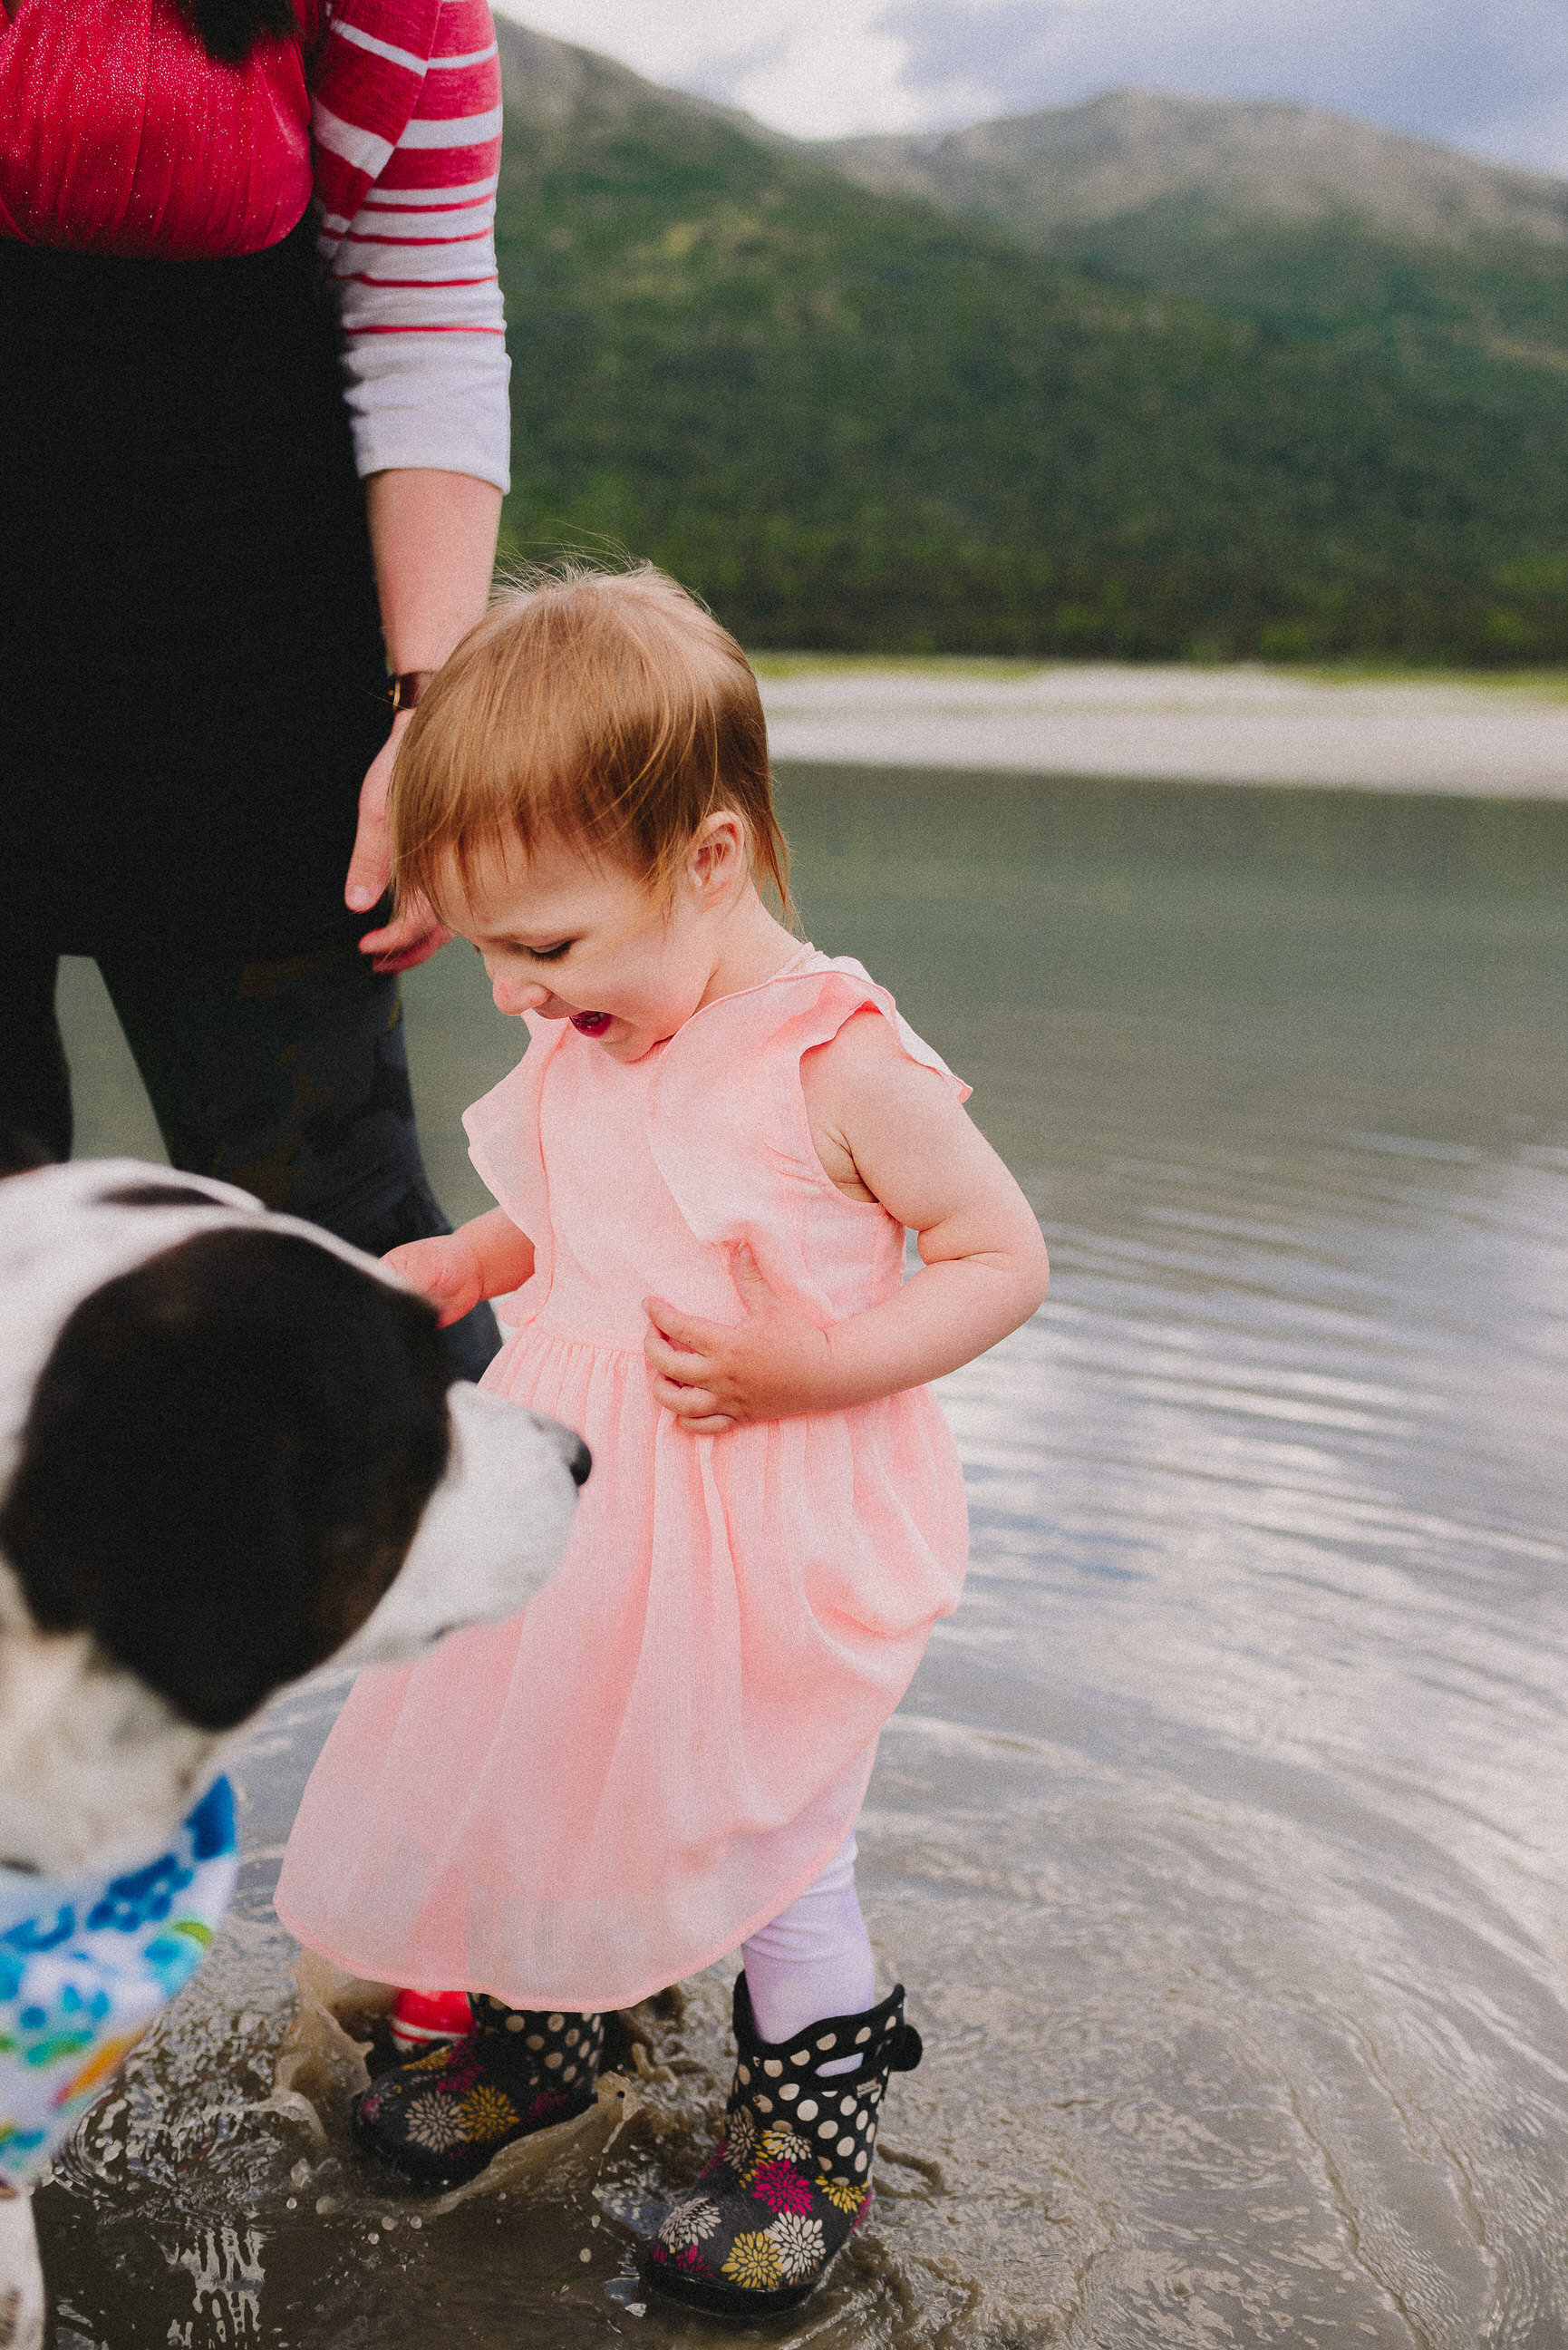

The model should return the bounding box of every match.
[643,1247,836,1432]
[346,708,452,976]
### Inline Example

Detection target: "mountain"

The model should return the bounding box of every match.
[818,92,1568,393]
[818,90,1568,251]
[489,23,1568,662]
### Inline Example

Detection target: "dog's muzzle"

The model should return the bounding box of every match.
[330,1384,590,1672]
[535,1417,592,1488]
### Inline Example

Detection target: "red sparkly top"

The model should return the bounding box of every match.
[0,0,321,257]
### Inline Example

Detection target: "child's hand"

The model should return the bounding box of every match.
[382,1233,485,1328]
[644,1248,834,1432]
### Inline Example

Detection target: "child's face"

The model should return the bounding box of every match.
[447,823,744,1063]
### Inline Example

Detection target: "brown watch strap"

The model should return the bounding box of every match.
[388,669,434,714]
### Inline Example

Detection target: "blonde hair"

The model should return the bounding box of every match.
[390,561,790,920]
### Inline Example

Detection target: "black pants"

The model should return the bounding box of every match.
[1,225,498,1381]
[0,937,499,1383]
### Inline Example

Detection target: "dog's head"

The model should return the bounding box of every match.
[0,1160,586,1870]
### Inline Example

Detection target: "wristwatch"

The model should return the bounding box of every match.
[388,670,434,714]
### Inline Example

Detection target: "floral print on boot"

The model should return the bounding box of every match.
[647,1973,922,2316]
[353,1999,605,2188]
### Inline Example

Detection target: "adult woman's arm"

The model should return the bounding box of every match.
[346,466,502,973]
[310,0,510,972]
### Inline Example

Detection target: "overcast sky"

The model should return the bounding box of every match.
[497,0,1568,174]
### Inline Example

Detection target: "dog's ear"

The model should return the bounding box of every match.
[0,1228,451,1729]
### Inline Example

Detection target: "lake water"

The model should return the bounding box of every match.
[35,772,1568,2348]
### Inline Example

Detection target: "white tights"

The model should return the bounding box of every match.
[740,1830,876,2073]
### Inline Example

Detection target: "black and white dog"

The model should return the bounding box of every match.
[0,1157,586,2349]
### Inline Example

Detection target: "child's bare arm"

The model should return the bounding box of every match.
[384,1206,536,1328]
[644,1013,1049,1431]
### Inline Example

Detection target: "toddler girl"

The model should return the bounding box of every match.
[275,564,1049,2317]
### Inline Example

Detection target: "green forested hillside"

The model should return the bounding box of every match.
[492,26,1568,661]
[1054,207,1568,395]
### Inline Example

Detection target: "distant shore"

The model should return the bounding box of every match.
[753,660,1568,796]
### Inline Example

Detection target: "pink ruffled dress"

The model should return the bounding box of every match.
[276,952,970,2009]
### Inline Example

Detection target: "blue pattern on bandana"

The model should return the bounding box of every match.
[0,1777,238,2190]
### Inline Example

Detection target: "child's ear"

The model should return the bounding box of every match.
[688,810,749,899]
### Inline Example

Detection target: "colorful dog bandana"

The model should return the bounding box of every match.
[0,1777,238,2190]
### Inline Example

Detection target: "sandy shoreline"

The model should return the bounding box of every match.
[758,664,1568,795]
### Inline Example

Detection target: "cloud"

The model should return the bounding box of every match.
[496,0,1568,169]
[498,0,934,137]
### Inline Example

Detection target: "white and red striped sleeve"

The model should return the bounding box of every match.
[310,0,510,492]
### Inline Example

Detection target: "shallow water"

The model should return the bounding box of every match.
[41,773,1568,2348]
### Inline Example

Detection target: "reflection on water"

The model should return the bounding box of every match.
[42,775,1568,2345]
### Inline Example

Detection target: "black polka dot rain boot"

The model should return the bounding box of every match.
[646,1972,922,2316]
[352,2001,605,2188]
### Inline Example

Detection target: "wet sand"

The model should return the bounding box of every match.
[759,665,1568,794]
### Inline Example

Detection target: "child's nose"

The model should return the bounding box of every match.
[492,976,550,1017]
